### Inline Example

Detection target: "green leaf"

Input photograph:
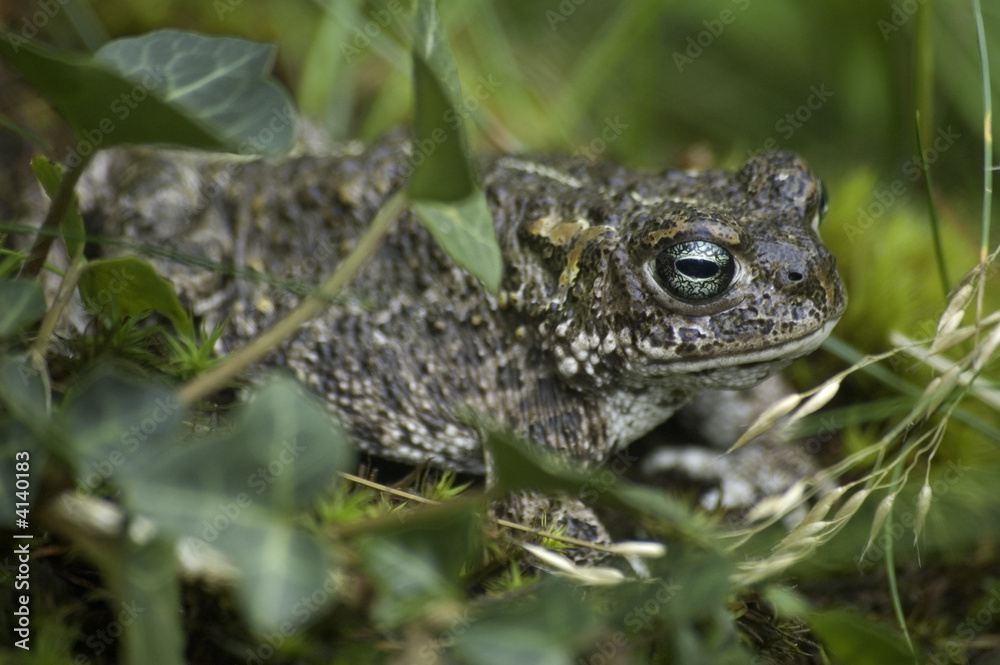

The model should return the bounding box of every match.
[0,353,50,423]
[122,376,351,632]
[0,356,50,524]
[30,156,86,260]
[411,194,502,293]
[408,9,473,202]
[412,0,465,105]
[118,538,185,665]
[809,609,913,665]
[452,577,603,665]
[60,371,351,633]
[172,505,335,633]
[407,0,502,292]
[227,524,338,632]
[60,372,353,514]
[59,368,183,484]
[408,53,474,201]
[762,585,811,618]
[133,377,352,514]
[360,501,481,625]
[0,29,294,156]
[78,256,194,338]
[95,30,296,155]
[0,279,46,337]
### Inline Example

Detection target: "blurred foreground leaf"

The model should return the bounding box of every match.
[0,279,46,337]
[116,538,184,665]
[360,501,482,625]
[809,609,912,665]
[59,370,353,634]
[452,577,604,665]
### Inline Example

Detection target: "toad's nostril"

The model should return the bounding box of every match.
[787,270,804,282]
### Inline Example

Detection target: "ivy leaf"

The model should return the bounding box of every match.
[60,371,353,634]
[411,194,502,293]
[128,377,354,516]
[408,42,474,201]
[0,353,50,425]
[0,29,294,156]
[119,377,352,632]
[78,257,194,339]
[452,578,603,665]
[116,538,185,665]
[58,368,182,485]
[30,156,86,260]
[408,0,502,292]
[360,501,481,625]
[0,279,46,338]
[95,30,296,155]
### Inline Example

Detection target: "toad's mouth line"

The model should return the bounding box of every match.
[658,318,841,375]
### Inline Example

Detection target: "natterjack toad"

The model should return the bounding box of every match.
[76,134,845,545]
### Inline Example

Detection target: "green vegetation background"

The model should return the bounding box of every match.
[7,0,999,341]
[3,0,1000,663]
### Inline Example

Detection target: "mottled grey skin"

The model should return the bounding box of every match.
[76,134,845,484]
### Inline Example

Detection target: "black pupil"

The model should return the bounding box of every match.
[676,258,719,279]
[653,240,736,302]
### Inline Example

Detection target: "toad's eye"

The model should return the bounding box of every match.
[654,241,736,302]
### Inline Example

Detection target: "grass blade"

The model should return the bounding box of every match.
[972,0,993,261]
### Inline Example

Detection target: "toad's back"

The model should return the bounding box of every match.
[78,135,846,473]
